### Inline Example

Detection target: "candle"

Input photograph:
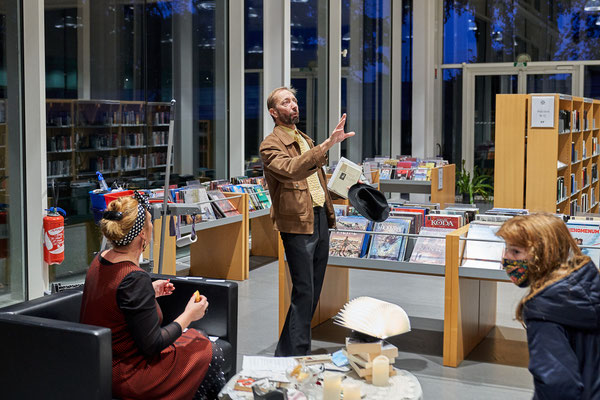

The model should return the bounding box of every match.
[372,355,389,387]
[342,381,361,400]
[322,371,342,400]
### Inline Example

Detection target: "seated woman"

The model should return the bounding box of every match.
[497,213,600,400]
[80,192,225,400]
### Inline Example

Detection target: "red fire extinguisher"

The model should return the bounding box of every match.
[43,207,66,265]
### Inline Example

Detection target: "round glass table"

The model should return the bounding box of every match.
[218,367,423,400]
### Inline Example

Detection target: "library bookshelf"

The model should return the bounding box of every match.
[46,99,176,182]
[495,94,600,215]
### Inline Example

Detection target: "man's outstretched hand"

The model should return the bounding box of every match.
[320,113,355,153]
[330,114,355,145]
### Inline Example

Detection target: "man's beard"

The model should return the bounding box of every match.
[280,113,299,125]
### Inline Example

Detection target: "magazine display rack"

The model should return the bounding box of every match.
[249,206,278,258]
[378,164,455,209]
[495,94,600,215]
[189,193,248,280]
[278,223,521,368]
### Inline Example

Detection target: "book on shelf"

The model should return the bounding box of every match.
[461,222,504,270]
[327,157,363,199]
[367,218,411,261]
[484,208,529,216]
[335,297,410,339]
[566,220,600,266]
[431,205,479,224]
[409,227,453,265]
[182,186,216,222]
[333,204,347,217]
[424,214,463,230]
[558,176,566,201]
[329,216,371,258]
[207,190,241,218]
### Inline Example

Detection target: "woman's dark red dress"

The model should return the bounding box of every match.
[80,255,212,400]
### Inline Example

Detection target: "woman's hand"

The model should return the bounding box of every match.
[152,279,175,298]
[184,293,209,321]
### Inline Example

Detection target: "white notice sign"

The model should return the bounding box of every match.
[531,96,555,128]
[438,168,443,191]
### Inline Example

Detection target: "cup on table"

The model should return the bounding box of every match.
[322,371,342,400]
[372,355,390,387]
[342,381,361,400]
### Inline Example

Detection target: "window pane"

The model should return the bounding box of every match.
[442,69,462,165]
[0,0,25,305]
[526,73,572,94]
[444,0,600,64]
[291,0,327,142]
[401,0,413,156]
[245,0,263,176]
[44,0,228,285]
[341,0,391,160]
[585,66,600,99]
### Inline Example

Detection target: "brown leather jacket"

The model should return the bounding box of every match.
[260,125,336,234]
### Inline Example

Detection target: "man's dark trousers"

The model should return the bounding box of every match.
[275,206,329,356]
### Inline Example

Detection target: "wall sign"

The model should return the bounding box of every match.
[531,96,555,128]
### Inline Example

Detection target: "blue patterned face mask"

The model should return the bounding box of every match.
[502,258,530,288]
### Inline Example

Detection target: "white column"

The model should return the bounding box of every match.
[172,10,194,175]
[390,0,402,158]
[412,0,437,158]
[328,0,342,164]
[263,0,290,138]
[24,0,48,298]
[229,1,245,177]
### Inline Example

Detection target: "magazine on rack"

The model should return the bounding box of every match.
[461,222,504,269]
[566,220,600,266]
[409,227,453,265]
[329,216,372,258]
[367,218,411,261]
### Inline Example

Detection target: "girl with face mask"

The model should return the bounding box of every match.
[497,213,600,400]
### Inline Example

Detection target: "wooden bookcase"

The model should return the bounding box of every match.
[495,94,600,214]
[46,99,175,184]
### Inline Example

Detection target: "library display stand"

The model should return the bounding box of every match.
[495,94,600,214]
[188,193,248,281]
[184,192,275,280]
[249,206,278,258]
[278,222,521,368]
[378,164,456,209]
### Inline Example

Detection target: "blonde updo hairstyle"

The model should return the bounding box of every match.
[100,196,140,246]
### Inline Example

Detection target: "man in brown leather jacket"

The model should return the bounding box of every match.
[260,87,354,356]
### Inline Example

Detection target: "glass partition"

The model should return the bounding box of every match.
[341,0,391,161]
[245,0,263,176]
[444,0,600,64]
[0,0,25,306]
[44,0,228,285]
[290,0,328,142]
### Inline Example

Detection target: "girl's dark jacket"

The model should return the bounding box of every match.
[524,260,600,400]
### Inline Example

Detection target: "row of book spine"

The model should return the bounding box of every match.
[47,160,70,177]
[557,163,599,202]
[47,135,73,152]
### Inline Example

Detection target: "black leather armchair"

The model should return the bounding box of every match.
[0,275,238,400]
